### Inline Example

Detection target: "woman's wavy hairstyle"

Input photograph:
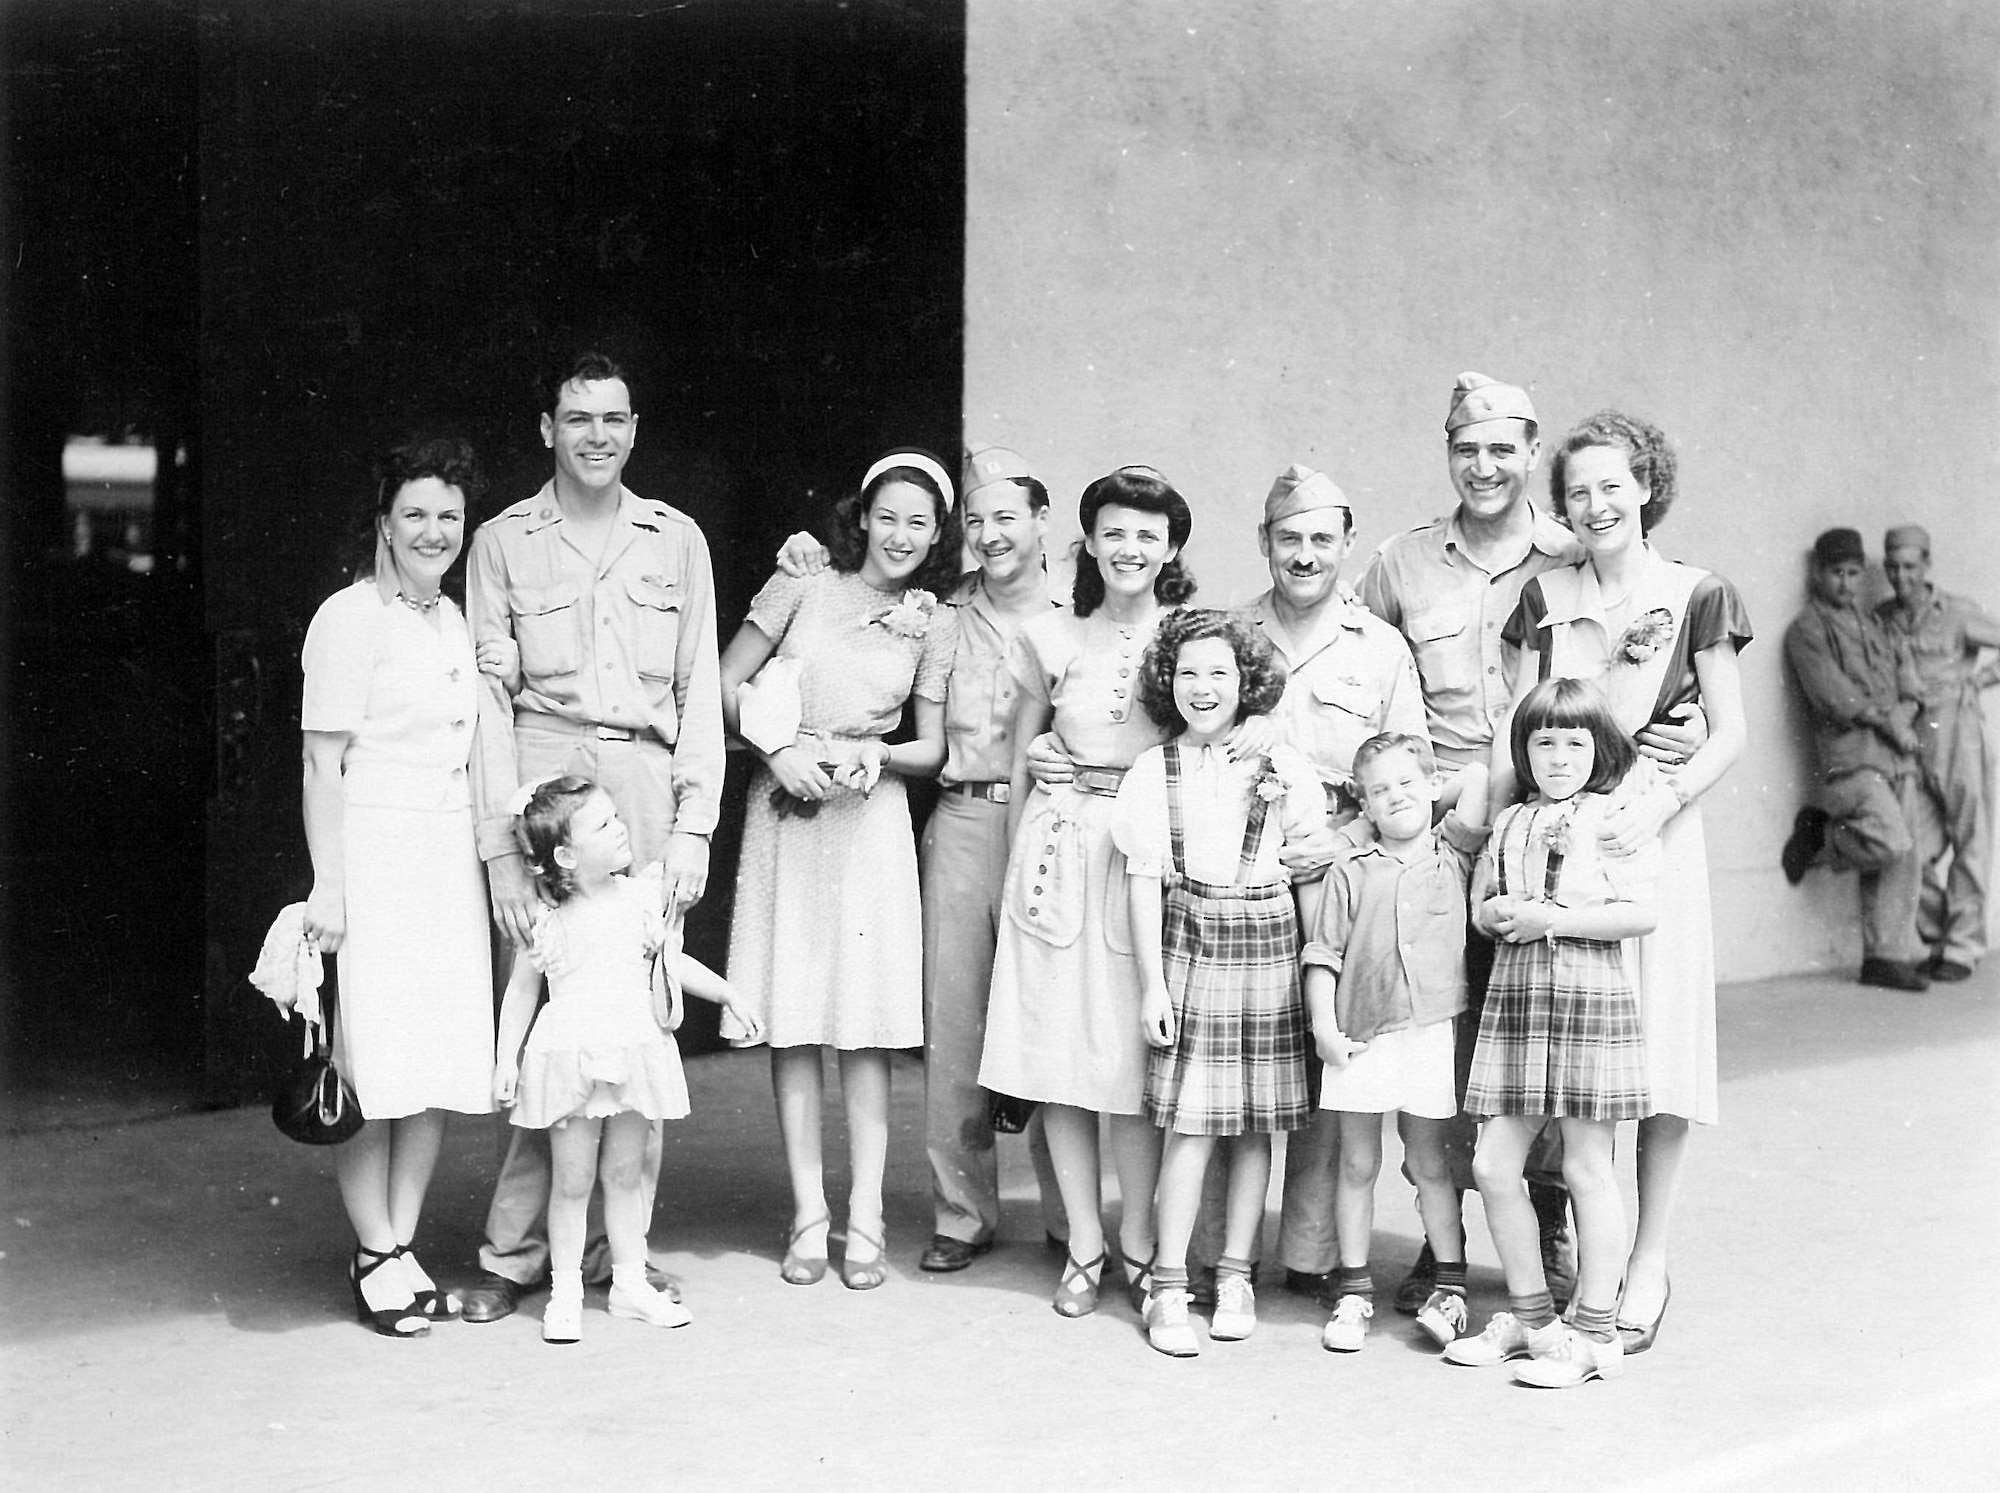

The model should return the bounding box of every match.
[357,433,487,585]
[1136,608,1286,733]
[1508,676,1636,797]
[512,775,598,906]
[825,457,964,596]
[1071,465,1197,616]
[1548,409,1678,535]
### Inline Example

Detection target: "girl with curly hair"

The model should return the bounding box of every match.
[493,776,760,1342]
[978,465,1196,1319]
[1495,409,1753,1366]
[1105,609,1322,1355]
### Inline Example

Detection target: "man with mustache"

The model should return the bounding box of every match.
[1032,463,1426,1306]
[1244,464,1428,1306]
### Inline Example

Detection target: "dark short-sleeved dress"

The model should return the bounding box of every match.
[1507,554,1754,1124]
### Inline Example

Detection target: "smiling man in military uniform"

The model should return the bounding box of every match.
[461,350,723,1322]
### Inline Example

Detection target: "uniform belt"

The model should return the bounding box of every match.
[517,715,650,745]
[944,780,1011,803]
[1070,766,1127,798]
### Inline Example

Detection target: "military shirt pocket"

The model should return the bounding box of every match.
[627,576,683,682]
[1407,610,1477,702]
[515,582,582,680]
[1310,672,1384,724]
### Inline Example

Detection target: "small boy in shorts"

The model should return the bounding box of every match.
[1301,733,1488,1353]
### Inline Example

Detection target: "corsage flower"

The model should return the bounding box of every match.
[1614,607,1677,665]
[1540,804,1576,856]
[868,588,936,640]
[1252,761,1289,805]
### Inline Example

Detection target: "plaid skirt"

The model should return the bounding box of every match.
[1463,937,1650,1122]
[1144,874,1310,1136]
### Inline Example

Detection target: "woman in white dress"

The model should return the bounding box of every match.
[1495,410,1752,1355]
[299,436,508,1336]
[979,465,1196,1317]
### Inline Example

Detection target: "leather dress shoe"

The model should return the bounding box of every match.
[1284,1268,1334,1306]
[1860,957,1930,992]
[918,1234,993,1273]
[1392,1242,1437,1315]
[1780,806,1829,885]
[1930,957,1974,983]
[461,1272,537,1323]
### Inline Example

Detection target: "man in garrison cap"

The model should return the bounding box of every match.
[1241,463,1428,1307]
[1875,524,2000,981]
[1781,527,1933,990]
[1352,372,1601,1312]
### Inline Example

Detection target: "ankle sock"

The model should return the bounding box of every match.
[1509,1288,1557,1330]
[1433,1259,1468,1298]
[1336,1266,1374,1303]
[609,1262,649,1294]
[1216,1256,1254,1284]
[1571,1302,1616,1342]
[1152,1265,1191,1294]
[549,1268,584,1303]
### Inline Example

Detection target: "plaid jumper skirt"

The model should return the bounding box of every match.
[1142,745,1311,1136]
[1463,801,1650,1122]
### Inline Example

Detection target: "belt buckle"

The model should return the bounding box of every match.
[988,782,1011,804]
[594,725,635,742]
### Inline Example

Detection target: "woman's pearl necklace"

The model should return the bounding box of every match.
[395,590,443,613]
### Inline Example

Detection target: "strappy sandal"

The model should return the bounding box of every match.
[1053,1248,1106,1318]
[349,1243,429,1338]
[780,1214,831,1286]
[400,1247,461,1321]
[1122,1250,1156,1314]
[841,1225,889,1292]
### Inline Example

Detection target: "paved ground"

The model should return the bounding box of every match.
[3,968,1997,1492]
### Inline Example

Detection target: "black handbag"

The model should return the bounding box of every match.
[272,986,363,1145]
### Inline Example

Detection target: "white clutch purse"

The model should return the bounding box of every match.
[736,655,804,754]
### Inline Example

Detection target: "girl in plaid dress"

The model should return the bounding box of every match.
[1448,678,1660,1388]
[1113,610,1324,1357]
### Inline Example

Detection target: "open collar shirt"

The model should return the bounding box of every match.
[467,481,723,858]
[1356,505,1580,766]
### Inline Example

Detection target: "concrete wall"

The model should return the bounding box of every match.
[963,0,2000,979]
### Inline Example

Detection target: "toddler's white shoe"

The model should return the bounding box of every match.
[607,1281,693,1329]
[1441,1311,1563,1367]
[542,1293,584,1345]
[1320,1293,1373,1353]
[1416,1288,1469,1348]
[1208,1274,1257,1342]
[1512,1325,1624,1387]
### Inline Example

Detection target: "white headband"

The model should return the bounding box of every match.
[862,450,955,510]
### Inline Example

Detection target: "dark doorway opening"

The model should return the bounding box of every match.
[3,0,967,1126]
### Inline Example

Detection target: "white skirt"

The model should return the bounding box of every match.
[332,802,495,1119]
[1318,1018,1457,1120]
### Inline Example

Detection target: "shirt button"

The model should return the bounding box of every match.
[1033,886,1043,896]
[1111,711,1125,721]
[1028,905,1039,917]
[450,719,467,730]
[1118,667,1130,677]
